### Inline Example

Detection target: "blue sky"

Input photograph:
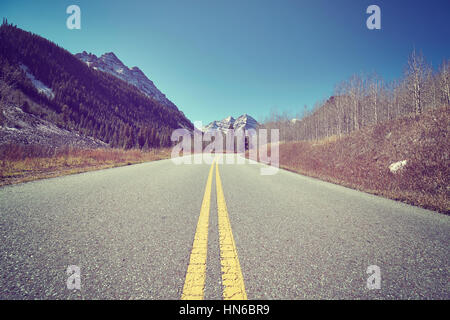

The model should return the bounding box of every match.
[1,0,449,125]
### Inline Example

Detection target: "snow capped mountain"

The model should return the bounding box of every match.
[203,116,235,132]
[75,51,179,111]
[233,114,259,131]
[203,114,259,133]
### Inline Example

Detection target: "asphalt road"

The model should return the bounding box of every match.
[0,154,448,299]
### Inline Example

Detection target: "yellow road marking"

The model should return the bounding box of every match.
[215,161,248,300]
[181,159,215,300]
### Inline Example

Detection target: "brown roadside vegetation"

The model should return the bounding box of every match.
[257,50,449,214]
[269,106,449,214]
[0,145,171,187]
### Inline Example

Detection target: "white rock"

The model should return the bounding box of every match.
[389,160,407,173]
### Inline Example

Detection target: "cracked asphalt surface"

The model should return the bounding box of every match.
[0,155,449,299]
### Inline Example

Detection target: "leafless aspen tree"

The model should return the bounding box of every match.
[405,50,431,114]
[438,60,450,106]
[346,74,364,130]
[367,73,384,124]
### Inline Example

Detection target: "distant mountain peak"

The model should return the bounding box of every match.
[103,51,117,58]
[99,52,122,65]
[203,114,259,133]
[75,51,179,111]
[131,66,143,73]
[234,114,258,131]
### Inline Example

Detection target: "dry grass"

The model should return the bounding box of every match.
[0,145,171,186]
[259,106,449,214]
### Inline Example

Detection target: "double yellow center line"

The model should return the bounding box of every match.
[181,158,247,300]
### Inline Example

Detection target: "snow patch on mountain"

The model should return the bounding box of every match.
[19,64,55,100]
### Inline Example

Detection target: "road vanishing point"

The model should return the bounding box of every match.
[0,154,448,299]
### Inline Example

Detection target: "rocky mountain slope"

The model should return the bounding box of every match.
[0,103,106,148]
[75,51,179,111]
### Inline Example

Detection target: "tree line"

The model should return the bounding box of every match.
[263,50,449,142]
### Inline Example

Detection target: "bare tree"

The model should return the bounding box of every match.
[346,74,364,130]
[366,73,384,124]
[438,59,450,106]
[405,50,431,114]
[334,83,347,136]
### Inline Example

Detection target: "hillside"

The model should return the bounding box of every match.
[0,22,193,149]
[0,103,106,148]
[274,106,449,214]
